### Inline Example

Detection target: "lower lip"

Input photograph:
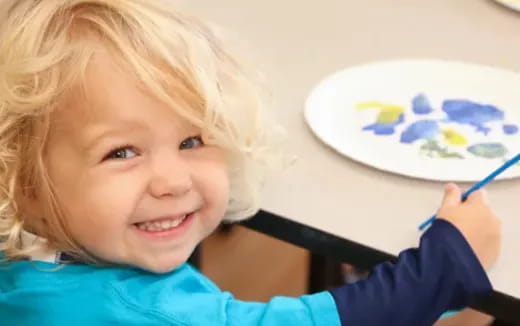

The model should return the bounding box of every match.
[133,213,194,240]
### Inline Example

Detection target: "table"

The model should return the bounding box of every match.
[184,0,520,323]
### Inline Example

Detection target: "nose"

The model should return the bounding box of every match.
[148,151,193,198]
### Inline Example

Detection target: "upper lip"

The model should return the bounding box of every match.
[133,212,194,225]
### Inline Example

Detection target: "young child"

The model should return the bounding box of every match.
[0,1,501,325]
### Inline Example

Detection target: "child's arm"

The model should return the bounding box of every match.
[330,219,491,325]
[330,184,499,326]
[220,209,493,326]
[201,185,497,326]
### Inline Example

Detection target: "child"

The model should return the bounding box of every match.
[0,1,500,325]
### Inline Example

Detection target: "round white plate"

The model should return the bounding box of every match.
[304,59,520,182]
[494,0,520,12]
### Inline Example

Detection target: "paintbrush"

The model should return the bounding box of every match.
[419,153,520,230]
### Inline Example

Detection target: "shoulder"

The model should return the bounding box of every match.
[0,261,225,325]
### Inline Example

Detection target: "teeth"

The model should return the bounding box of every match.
[136,215,187,232]
[161,220,171,229]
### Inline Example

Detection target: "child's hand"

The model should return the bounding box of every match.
[436,183,501,270]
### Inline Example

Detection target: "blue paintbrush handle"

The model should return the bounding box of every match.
[419,153,520,231]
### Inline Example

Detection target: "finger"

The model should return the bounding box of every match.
[465,189,488,204]
[440,183,462,208]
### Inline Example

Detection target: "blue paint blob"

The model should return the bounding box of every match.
[503,124,519,135]
[400,120,440,144]
[362,114,404,135]
[412,93,433,115]
[442,99,504,135]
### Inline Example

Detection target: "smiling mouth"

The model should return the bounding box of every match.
[134,214,191,232]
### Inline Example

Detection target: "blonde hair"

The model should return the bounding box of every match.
[0,0,281,261]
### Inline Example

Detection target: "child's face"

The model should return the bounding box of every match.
[39,52,229,273]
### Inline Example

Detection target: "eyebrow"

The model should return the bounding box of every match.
[82,121,147,153]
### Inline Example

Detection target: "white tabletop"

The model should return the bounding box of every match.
[184,0,520,299]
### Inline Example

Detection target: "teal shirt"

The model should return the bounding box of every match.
[0,260,341,325]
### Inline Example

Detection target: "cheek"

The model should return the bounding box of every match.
[193,161,229,222]
[212,187,229,220]
[52,171,144,231]
[193,149,230,210]
[207,167,230,209]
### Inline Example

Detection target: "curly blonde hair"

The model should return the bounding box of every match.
[0,0,280,261]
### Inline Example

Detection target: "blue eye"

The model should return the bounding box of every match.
[179,136,204,150]
[104,146,138,160]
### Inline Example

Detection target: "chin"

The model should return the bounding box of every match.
[147,264,181,274]
[141,253,192,274]
[143,258,185,274]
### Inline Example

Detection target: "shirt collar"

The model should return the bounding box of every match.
[20,230,78,264]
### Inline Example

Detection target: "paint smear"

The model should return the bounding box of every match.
[420,140,464,159]
[467,143,508,159]
[362,114,404,135]
[357,101,405,135]
[412,93,433,115]
[503,124,519,135]
[356,101,405,123]
[355,95,515,163]
[442,128,468,146]
[442,99,504,135]
[400,120,439,143]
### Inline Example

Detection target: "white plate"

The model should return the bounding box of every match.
[494,0,520,12]
[304,59,520,182]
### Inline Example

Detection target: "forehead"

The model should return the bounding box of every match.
[51,51,191,134]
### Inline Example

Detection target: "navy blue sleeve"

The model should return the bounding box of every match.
[330,219,492,326]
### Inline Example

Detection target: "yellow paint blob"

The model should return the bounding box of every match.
[355,101,405,123]
[442,128,468,146]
